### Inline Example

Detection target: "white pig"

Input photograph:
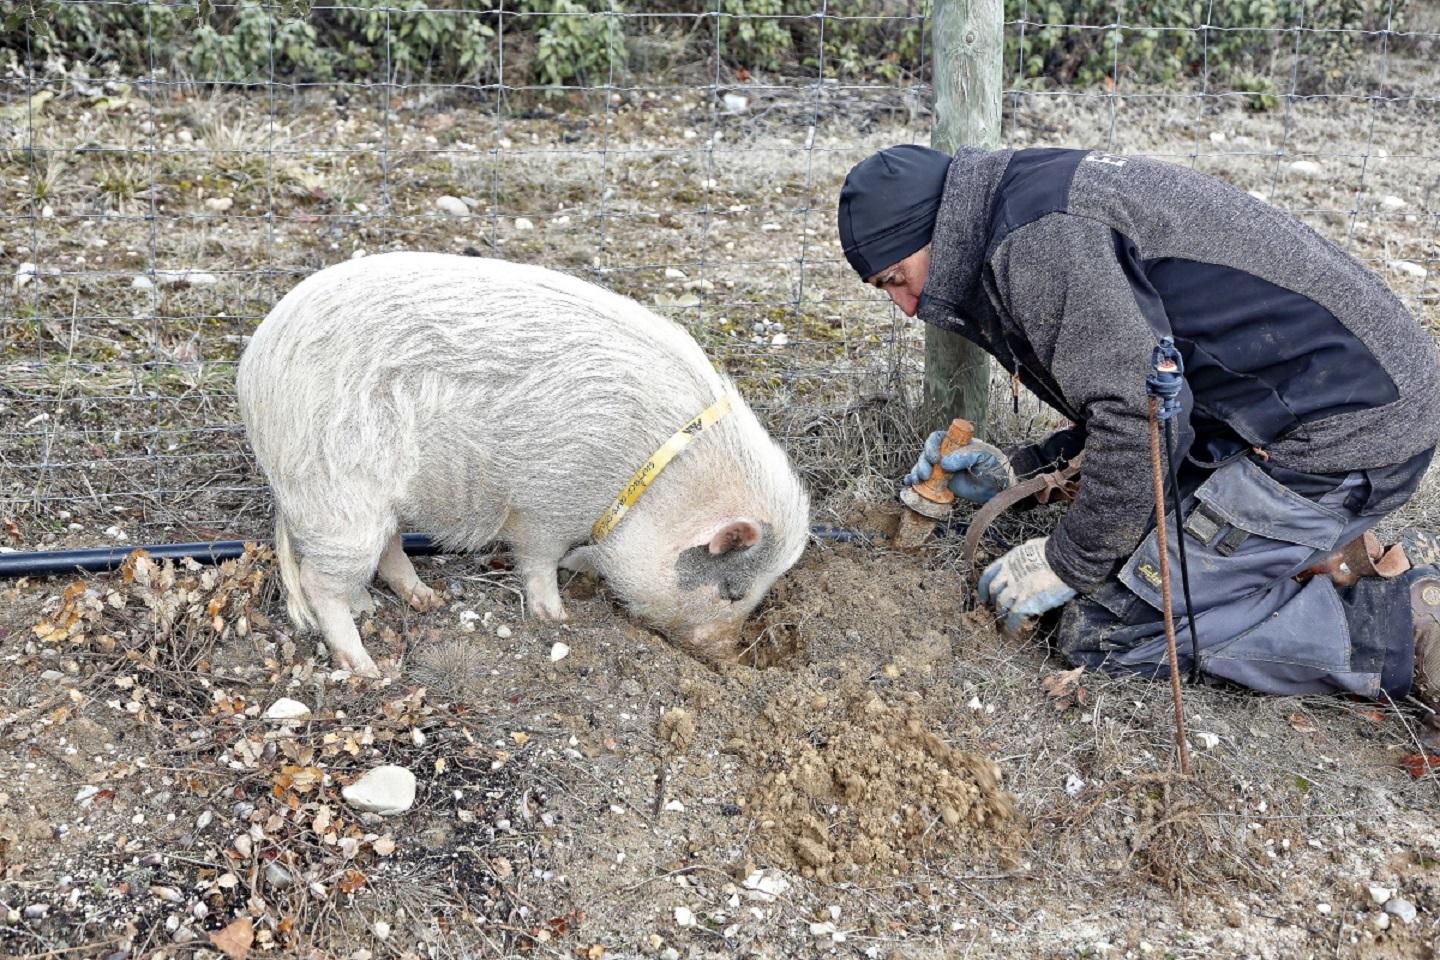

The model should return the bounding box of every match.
[236,252,810,675]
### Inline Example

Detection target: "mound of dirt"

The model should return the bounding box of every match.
[725,542,1018,881]
[740,678,1016,882]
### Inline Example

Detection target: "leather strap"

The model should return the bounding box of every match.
[963,455,1083,573]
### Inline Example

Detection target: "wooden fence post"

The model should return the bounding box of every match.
[924,0,1003,431]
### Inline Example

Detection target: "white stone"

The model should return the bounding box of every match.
[1193,731,1220,750]
[664,267,687,280]
[74,785,100,804]
[809,921,837,937]
[742,869,789,902]
[1317,903,1332,914]
[1379,195,1406,210]
[1391,260,1427,279]
[549,642,570,662]
[132,275,154,290]
[204,196,233,213]
[1064,774,1085,797]
[1247,190,1269,203]
[341,765,417,816]
[374,921,391,940]
[436,195,468,217]
[771,333,789,347]
[967,695,983,711]
[514,217,534,231]
[674,906,696,927]
[1368,885,1394,905]
[1208,131,1226,143]
[14,262,36,289]
[663,799,685,813]
[263,697,311,721]
[1288,159,1323,176]
[496,625,513,639]
[723,93,748,114]
[1385,897,1417,925]
[660,950,680,960]
[1375,912,1391,930]
[410,727,426,747]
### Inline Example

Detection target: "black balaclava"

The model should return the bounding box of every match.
[836,144,952,280]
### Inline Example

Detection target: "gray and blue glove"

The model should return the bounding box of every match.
[903,432,1015,505]
[977,537,1077,632]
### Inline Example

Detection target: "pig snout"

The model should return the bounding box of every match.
[674,619,746,662]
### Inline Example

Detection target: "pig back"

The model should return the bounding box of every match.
[239,252,742,540]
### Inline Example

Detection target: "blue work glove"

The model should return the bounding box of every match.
[976,537,1077,632]
[903,432,1015,505]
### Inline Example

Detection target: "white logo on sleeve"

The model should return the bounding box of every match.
[1084,152,1127,167]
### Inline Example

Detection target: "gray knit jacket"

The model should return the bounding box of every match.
[916,147,1440,592]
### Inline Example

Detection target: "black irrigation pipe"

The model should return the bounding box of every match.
[0,525,933,578]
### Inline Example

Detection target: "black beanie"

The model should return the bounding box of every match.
[837,144,952,279]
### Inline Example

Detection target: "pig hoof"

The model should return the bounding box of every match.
[407,583,441,612]
[332,648,382,678]
[531,600,568,622]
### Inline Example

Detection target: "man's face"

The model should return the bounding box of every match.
[866,246,930,317]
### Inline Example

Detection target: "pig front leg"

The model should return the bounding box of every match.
[516,548,568,622]
[376,533,441,611]
[300,559,381,677]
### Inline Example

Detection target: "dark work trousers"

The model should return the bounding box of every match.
[1056,446,1435,698]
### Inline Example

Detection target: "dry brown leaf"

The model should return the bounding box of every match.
[209,917,254,959]
[1289,713,1318,734]
[1040,666,1087,711]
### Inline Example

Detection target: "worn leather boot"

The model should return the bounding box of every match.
[1405,529,1440,712]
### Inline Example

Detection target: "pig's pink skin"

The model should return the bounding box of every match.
[238,252,810,674]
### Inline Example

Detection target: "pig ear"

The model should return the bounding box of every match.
[709,519,761,556]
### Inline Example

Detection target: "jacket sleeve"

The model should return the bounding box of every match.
[1005,424,1087,479]
[988,213,1181,593]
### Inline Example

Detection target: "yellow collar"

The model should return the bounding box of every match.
[591,394,733,542]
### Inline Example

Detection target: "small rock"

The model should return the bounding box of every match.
[264,862,293,889]
[1375,912,1391,930]
[1064,774,1085,797]
[23,904,48,919]
[549,641,570,662]
[410,727,426,747]
[1208,131,1226,143]
[192,902,208,920]
[1368,884,1394,905]
[663,799,685,813]
[342,765,417,816]
[436,195,468,218]
[809,921,837,937]
[496,625,513,639]
[263,697,311,721]
[74,785,100,805]
[1288,159,1323,176]
[1193,731,1221,750]
[664,267,687,279]
[374,920,391,939]
[1391,260,1427,279]
[1247,190,1269,203]
[1379,195,1406,211]
[514,217,534,231]
[132,275,154,290]
[742,869,789,902]
[204,196,233,213]
[1385,897,1417,925]
[674,906,695,927]
[14,262,37,289]
[150,885,183,903]
[1317,902,1332,915]
[661,950,680,960]
[771,333,789,347]
[722,93,748,114]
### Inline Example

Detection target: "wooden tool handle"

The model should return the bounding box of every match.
[912,418,975,506]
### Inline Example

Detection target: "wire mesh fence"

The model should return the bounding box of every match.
[1,1,1437,552]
